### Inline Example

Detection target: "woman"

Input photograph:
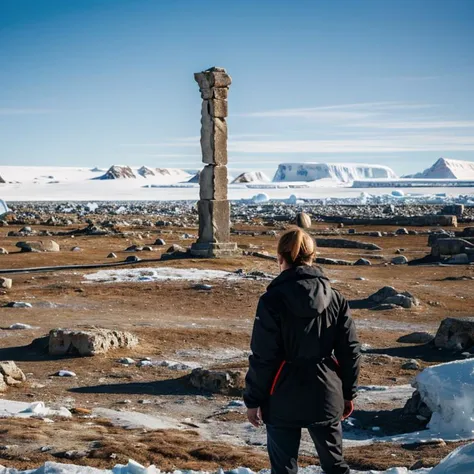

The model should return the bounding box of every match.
[244,228,361,474]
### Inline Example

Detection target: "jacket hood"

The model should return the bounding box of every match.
[268,265,333,316]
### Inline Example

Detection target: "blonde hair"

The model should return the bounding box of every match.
[277,227,316,266]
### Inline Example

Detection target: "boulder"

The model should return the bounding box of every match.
[189,368,245,395]
[368,286,399,303]
[314,257,353,266]
[49,328,139,356]
[403,390,432,422]
[384,294,414,309]
[0,277,12,289]
[154,238,166,246]
[447,253,469,264]
[16,240,60,252]
[402,359,421,370]
[434,318,474,351]
[295,212,311,229]
[397,332,434,344]
[391,255,408,265]
[315,238,381,251]
[0,361,26,390]
[431,238,474,258]
[354,258,371,266]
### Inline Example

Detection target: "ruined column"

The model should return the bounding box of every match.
[190,67,238,258]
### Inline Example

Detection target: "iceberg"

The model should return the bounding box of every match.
[273,163,397,183]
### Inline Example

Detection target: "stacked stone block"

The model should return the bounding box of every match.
[191,67,238,257]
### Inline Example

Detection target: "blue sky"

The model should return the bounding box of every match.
[1,0,473,176]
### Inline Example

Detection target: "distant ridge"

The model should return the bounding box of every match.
[138,166,156,177]
[405,158,474,180]
[96,165,136,180]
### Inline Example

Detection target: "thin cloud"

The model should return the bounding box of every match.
[0,108,55,115]
[351,120,474,129]
[239,102,436,119]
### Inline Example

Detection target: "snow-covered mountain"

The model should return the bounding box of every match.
[405,158,474,179]
[98,165,136,180]
[138,166,156,177]
[232,171,271,183]
[273,163,397,183]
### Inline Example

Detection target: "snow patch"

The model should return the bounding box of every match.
[83,267,239,284]
[0,400,72,419]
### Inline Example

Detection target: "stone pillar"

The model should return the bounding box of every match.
[190,67,238,258]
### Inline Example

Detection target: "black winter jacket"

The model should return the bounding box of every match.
[244,265,361,428]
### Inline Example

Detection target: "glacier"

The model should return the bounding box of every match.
[273,163,397,183]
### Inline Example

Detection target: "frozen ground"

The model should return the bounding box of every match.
[3,441,474,473]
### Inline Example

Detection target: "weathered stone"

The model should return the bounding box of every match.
[197,200,230,244]
[154,238,166,246]
[209,99,228,118]
[434,317,474,351]
[0,361,26,385]
[431,238,474,257]
[189,368,244,395]
[354,258,371,266]
[397,332,434,344]
[295,212,311,229]
[199,165,228,200]
[49,328,139,356]
[107,252,117,258]
[368,286,399,303]
[0,277,12,289]
[16,240,60,252]
[401,359,420,370]
[403,390,432,421]
[315,238,381,251]
[0,248,8,254]
[213,87,229,100]
[384,294,413,308]
[391,255,408,265]
[315,257,353,266]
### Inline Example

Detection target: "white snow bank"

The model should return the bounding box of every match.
[0,400,72,419]
[83,267,238,284]
[407,158,474,180]
[273,163,397,183]
[415,359,474,437]
[430,441,474,474]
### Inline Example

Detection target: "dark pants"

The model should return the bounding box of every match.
[266,422,350,474]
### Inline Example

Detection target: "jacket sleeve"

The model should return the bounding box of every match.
[333,293,361,401]
[244,294,284,408]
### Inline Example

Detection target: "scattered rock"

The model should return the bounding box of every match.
[396,228,409,235]
[125,255,141,263]
[403,390,432,423]
[0,361,26,391]
[154,238,166,246]
[368,286,418,309]
[384,294,414,309]
[315,238,381,251]
[409,460,425,470]
[401,359,420,370]
[166,244,186,254]
[295,212,311,229]
[7,323,33,330]
[0,248,9,254]
[0,277,12,289]
[16,240,60,252]
[434,317,474,351]
[119,357,136,365]
[397,332,434,344]
[189,368,245,395]
[5,302,32,308]
[70,246,81,252]
[391,255,408,265]
[49,328,139,356]
[368,286,399,303]
[192,284,213,291]
[107,252,117,258]
[142,246,153,251]
[354,258,371,266]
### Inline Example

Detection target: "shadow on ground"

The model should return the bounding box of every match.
[366,343,459,363]
[69,375,201,397]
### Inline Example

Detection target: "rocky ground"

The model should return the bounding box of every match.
[0,206,473,472]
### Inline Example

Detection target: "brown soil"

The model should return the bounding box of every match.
[0,221,473,471]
